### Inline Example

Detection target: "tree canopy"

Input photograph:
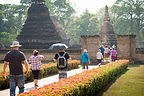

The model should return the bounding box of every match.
[0,0,144,47]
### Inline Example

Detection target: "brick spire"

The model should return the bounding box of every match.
[99,5,117,47]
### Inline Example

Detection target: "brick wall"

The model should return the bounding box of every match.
[117,35,136,60]
[135,48,144,62]
[0,49,81,62]
[81,35,100,63]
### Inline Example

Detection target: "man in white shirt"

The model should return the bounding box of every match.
[96,49,103,67]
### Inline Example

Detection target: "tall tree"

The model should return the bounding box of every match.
[111,0,144,41]
[45,0,75,28]
[66,10,100,45]
[0,4,27,45]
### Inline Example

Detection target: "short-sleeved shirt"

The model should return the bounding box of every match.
[81,52,89,63]
[29,55,44,70]
[54,52,70,69]
[105,48,109,53]
[96,52,103,59]
[111,50,117,57]
[99,47,105,55]
[4,50,26,75]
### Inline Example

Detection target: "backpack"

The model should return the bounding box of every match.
[57,52,67,68]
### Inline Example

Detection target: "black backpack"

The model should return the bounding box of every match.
[57,52,67,68]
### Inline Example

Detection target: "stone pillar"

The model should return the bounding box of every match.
[81,35,100,63]
[117,35,136,60]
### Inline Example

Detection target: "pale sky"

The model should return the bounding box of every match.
[0,0,116,15]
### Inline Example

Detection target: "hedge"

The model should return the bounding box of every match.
[18,60,129,96]
[0,60,80,90]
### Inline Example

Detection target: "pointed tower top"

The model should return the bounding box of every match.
[31,0,45,4]
[104,5,110,21]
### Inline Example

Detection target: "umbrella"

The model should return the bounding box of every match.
[49,43,68,50]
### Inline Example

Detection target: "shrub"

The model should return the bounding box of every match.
[18,60,129,96]
[0,60,80,90]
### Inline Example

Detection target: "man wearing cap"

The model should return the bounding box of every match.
[3,41,29,96]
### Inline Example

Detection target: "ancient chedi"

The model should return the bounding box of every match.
[99,5,117,47]
[17,0,64,49]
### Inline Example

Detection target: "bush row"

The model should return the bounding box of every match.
[0,60,80,90]
[18,60,129,96]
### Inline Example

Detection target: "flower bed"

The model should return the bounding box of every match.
[0,60,80,90]
[18,60,129,96]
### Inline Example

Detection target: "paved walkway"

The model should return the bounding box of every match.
[0,65,100,96]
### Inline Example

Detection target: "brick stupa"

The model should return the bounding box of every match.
[17,0,63,49]
[99,5,117,47]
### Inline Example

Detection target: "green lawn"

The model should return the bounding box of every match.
[97,63,144,96]
[0,63,31,72]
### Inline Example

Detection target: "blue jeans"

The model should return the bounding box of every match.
[9,74,25,96]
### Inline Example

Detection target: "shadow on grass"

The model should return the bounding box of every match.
[95,68,129,96]
[128,62,144,67]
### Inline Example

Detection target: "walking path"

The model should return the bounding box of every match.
[0,65,100,96]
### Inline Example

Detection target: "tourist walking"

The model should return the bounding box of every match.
[3,41,29,96]
[29,50,44,88]
[111,47,117,62]
[99,45,105,57]
[108,48,112,63]
[53,49,70,81]
[96,49,103,67]
[81,49,90,71]
[104,46,109,58]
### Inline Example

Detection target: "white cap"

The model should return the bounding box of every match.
[10,41,22,47]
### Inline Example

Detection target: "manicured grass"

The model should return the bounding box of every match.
[0,63,29,72]
[97,63,144,96]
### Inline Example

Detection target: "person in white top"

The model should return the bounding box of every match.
[104,46,109,58]
[96,49,103,67]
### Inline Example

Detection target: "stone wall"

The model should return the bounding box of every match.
[81,35,100,63]
[117,35,136,60]
[135,48,144,62]
[0,49,81,62]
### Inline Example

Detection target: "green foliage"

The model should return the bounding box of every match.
[0,3,28,46]
[0,60,80,90]
[1,0,144,46]
[110,0,144,41]
[45,0,75,28]
[66,10,100,45]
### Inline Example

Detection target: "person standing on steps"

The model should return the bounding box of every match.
[96,49,103,67]
[111,47,117,62]
[108,48,112,63]
[104,46,109,58]
[53,49,71,81]
[99,45,105,57]
[29,50,44,88]
[81,49,90,71]
[3,41,29,96]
